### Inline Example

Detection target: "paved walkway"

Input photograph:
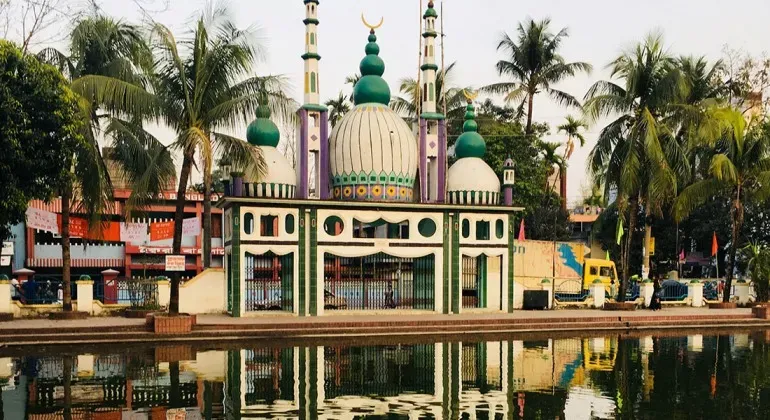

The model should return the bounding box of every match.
[0,307,753,330]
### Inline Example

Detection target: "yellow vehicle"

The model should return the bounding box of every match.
[582,258,618,289]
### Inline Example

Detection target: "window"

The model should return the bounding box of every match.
[462,219,470,238]
[590,267,598,276]
[304,72,309,93]
[418,218,437,237]
[429,45,434,57]
[212,216,222,238]
[476,221,490,240]
[310,33,315,45]
[495,219,504,239]
[429,83,435,101]
[310,72,317,93]
[244,213,254,235]
[260,215,278,237]
[423,83,428,100]
[424,45,428,56]
[600,267,615,279]
[324,216,344,236]
[285,214,295,234]
[353,219,409,239]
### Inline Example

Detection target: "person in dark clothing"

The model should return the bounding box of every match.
[649,276,662,310]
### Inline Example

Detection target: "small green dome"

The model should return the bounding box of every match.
[454,102,486,158]
[424,2,438,19]
[246,105,280,147]
[353,31,391,105]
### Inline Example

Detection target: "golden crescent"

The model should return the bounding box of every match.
[361,13,384,30]
[463,89,479,101]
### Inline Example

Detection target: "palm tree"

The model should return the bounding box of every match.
[74,4,295,314]
[390,62,469,123]
[345,73,361,87]
[325,91,351,128]
[554,115,588,207]
[484,18,592,134]
[539,140,565,190]
[584,33,687,296]
[675,109,770,302]
[37,16,161,313]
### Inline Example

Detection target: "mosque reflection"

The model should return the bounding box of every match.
[0,332,765,419]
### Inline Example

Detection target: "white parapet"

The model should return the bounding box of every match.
[591,282,606,309]
[688,281,704,307]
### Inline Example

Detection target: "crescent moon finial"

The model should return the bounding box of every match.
[463,89,479,102]
[361,13,384,31]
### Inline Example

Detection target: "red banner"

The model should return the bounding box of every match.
[67,217,89,238]
[150,221,175,241]
[126,245,225,255]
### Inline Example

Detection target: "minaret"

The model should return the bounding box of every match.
[297,0,330,199]
[503,157,515,206]
[418,1,446,203]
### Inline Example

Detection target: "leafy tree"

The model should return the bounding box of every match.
[38,15,164,312]
[0,40,82,242]
[742,242,770,301]
[484,18,592,134]
[390,62,469,123]
[75,4,295,313]
[585,33,687,298]
[325,91,350,128]
[675,112,770,302]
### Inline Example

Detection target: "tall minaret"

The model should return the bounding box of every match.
[297,0,330,199]
[418,1,446,203]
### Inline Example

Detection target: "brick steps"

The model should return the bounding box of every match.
[0,315,765,346]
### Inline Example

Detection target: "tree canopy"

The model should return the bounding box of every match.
[0,40,83,240]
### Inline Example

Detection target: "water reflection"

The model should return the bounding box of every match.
[1,332,767,419]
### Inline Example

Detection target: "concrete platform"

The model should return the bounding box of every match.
[0,307,764,348]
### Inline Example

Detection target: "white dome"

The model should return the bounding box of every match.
[446,157,501,205]
[244,146,296,198]
[329,103,418,202]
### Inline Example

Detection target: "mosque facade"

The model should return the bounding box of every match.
[219,1,521,317]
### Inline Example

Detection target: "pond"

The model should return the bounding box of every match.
[2,331,769,419]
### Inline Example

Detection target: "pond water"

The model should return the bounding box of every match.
[1,332,769,419]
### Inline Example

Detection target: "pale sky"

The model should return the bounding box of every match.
[34,0,770,204]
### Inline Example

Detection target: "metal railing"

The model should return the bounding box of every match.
[245,252,294,312]
[554,279,589,303]
[660,281,688,302]
[17,277,65,305]
[462,256,481,308]
[323,253,435,311]
[244,348,295,405]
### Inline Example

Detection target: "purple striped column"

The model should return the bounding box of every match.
[298,110,309,199]
[437,119,447,203]
[320,110,330,200]
[504,187,513,206]
[419,119,428,203]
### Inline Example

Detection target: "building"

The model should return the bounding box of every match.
[8,149,224,281]
[219,1,523,318]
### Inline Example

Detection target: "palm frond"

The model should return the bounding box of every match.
[213,132,266,181]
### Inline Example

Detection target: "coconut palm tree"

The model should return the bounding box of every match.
[73,4,295,314]
[37,15,164,313]
[483,18,592,134]
[345,73,361,87]
[390,62,469,123]
[538,140,565,190]
[675,109,770,302]
[552,115,588,208]
[584,33,687,297]
[325,91,351,128]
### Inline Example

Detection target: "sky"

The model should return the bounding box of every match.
[38,0,770,204]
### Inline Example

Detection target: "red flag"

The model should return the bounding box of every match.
[517,219,526,241]
[711,232,718,256]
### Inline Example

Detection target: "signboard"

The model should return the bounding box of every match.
[165,255,186,271]
[67,217,89,238]
[649,237,656,256]
[1,242,13,256]
[150,221,175,241]
[182,217,201,237]
[1,256,10,266]
[121,223,148,244]
[26,207,59,234]
[127,246,225,256]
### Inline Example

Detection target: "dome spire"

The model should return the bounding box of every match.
[353,15,390,105]
[246,103,280,148]
[454,90,486,159]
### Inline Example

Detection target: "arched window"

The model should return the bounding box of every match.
[429,83,435,101]
[424,45,428,56]
[244,213,254,235]
[423,83,428,100]
[304,72,309,93]
[310,33,315,45]
[429,45,434,57]
[310,72,317,93]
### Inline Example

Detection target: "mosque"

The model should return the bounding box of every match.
[219,0,522,317]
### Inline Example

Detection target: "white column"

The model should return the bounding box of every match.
[591,281,605,309]
[642,280,655,308]
[157,279,171,309]
[735,281,750,305]
[77,354,95,378]
[687,335,703,352]
[688,281,703,307]
[541,279,553,309]
[75,280,94,314]
[0,278,11,314]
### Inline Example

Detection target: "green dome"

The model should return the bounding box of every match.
[353,31,391,105]
[424,2,438,19]
[454,102,486,158]
[246,105,280,147]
